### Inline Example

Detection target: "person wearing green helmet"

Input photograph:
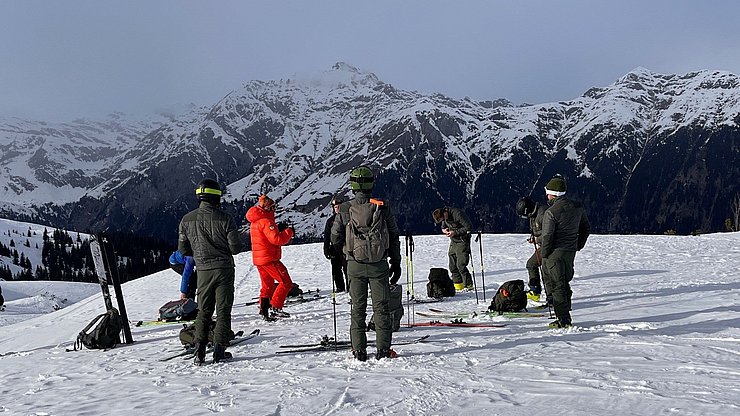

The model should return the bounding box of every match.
[330,165,402,361]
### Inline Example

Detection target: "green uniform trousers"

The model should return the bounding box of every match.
[348,260,392,352]
[195,267,235,346]
[542,250,575,323]
[448,242,472,287]
[526,248,542,294]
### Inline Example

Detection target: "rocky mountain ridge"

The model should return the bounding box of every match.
[1,63,738,239]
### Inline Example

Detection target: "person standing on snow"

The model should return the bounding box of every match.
[245,194,295,321]
[515,196,549,303]
[178,178,241,364]
[323,196,348,293]
[431,206,474,291]
[331,166,402,361]
[540,174,590,328]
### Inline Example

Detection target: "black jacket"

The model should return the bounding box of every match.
[178,201,241,271]
[323,214,342,257]
[529,203,548,244]
[541,196,590,258]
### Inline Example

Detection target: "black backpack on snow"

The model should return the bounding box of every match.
[488,279,527,312]
[158,299,198,321]
[75,308,122,350]
[426,268,456,298]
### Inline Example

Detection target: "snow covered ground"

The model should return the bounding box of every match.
[1,233,738,415]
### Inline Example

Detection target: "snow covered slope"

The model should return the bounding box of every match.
[1,233,738,415]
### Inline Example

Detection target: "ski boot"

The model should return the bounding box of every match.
[376,348,397,360]
[352,349,368,362]
[193,342,207,366]
[259,298,276,321]
[270,308,290,318]
[548,319,572,329]
[526,290,541,302]
[212,344,232,363]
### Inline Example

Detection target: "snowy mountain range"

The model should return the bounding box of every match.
[1,63,739,240]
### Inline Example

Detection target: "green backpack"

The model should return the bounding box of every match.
[346,200,390,263]
[179,321,236,347]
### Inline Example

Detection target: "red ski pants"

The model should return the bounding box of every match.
[257,261,293,309]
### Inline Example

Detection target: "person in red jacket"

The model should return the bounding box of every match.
[245,194,295,321]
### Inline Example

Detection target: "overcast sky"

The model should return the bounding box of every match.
[2,0,740,121]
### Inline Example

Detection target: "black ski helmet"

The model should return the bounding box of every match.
[515,196,536,218]
[195,178,222,202]
[349,166,374,191]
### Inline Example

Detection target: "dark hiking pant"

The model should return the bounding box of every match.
[331,255,348,292]
[348,260,392,352]
[542,250,575,324]
[448,242,472,288]
[526,248,542,294]
[195,267,235,346]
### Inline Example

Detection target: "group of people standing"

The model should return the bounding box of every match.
[173,167,589,364]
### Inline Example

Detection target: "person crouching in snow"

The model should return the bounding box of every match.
[245,194,295,321]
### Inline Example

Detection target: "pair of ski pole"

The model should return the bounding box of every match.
[470,231,486,303]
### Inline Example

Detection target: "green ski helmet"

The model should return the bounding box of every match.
[349,166,374,191]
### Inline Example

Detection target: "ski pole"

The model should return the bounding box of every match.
[331,260,338,350]
[469,232,479,304]
[409,234,415,324]
[405,234,410,327]
[475,231,486,302]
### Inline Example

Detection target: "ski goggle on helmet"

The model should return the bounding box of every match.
[349,166,374,191]
[195,178,223,201]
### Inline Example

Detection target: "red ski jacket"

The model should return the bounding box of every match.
[245,205,293,266]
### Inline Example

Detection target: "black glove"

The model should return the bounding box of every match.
[277,221,290,232]
[389,261,402,285]
[325,252,335,260]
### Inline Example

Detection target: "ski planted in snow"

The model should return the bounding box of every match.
[276,335,431,354]
[159,329,260,362]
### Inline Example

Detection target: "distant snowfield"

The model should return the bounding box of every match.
[1,233,739,415]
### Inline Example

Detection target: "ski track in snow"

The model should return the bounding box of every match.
[1,233,739,415]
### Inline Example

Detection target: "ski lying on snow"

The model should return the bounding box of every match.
[420,308,547,318]
[159,329,260,362]
[242,292,324,307]
[405,297,444,305]
[276,335,431,354]
[409,320,508,328]
[134,319,195,327]
[279,335,353,349]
